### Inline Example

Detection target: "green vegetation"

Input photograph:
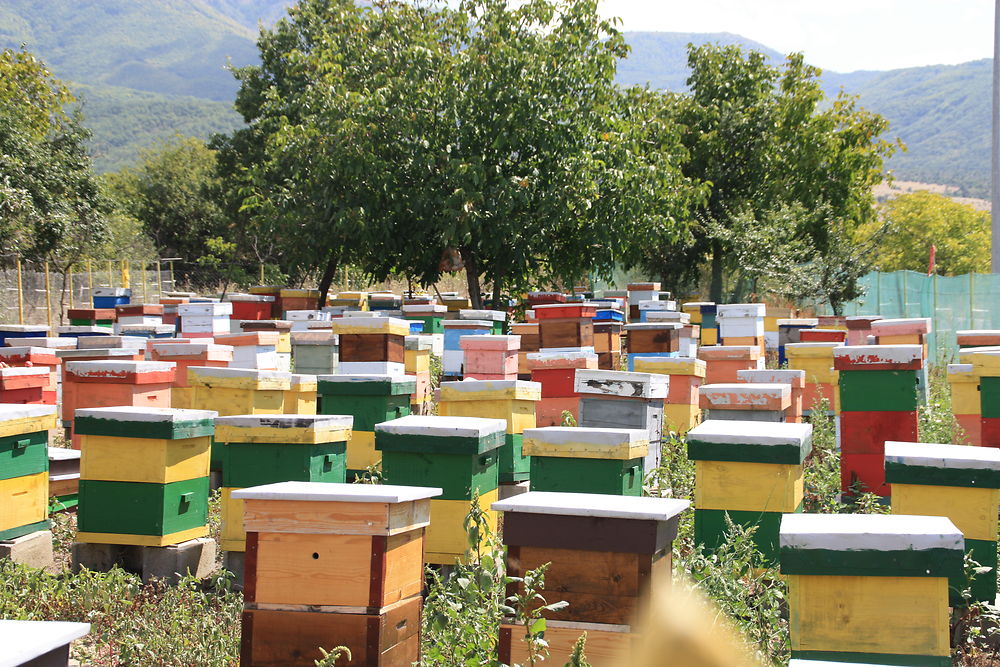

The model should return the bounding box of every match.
[868,191,991,275]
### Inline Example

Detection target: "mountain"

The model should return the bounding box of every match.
[0,3,991,195]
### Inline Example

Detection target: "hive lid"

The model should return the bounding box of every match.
[375,415,506,438]
[331,316,410,336]
[716,303,766,318]
[0,620,91,667]
[885,441,1000,488]
[74,406,217,439]
[630,356,706,377]
[316,374,416,395]
[686,420,812,464]
[832,344,922,370]
[492,491,689,522]
[573,369,669,399]
[522,426,649,460]
[232,479,443,504]
[439,379,541,401]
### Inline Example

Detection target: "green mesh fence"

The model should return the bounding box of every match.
[821,270,1000,361]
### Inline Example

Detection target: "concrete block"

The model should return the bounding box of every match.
[222,550,245,590]
[498,481,530,500]
[0,530,55,572]
[141,537,216,584]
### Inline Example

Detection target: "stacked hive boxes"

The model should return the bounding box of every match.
[216,332,279,370]
[177,302,231,339]
[592,310,624,370]
[948,363,982,444]
[737,369,807,423]
[285,310,332,331]
[689,420,810,564]
[780,513,960,666]
[187,367,293,471]
[62,361,176,448]
[845,315,882,346]
[494,492,689,665]
[872,318,931,401]
[764,306,796,351]
[885,441,1000,604]
[329,290,368,312]
[698,383,791,422]
[523,426,648,496]
[437,380,539,487]
[834,345,922,498]
[442,320,492,378]
[403,336,433,414]
[0,325,50,347]
[625,322,681,371]
[375,415,504,564]
[284,375,317,414]
[717,303,766,352]
[785,342,840,415]
[92,287,130,309]
[626,282,661,321]
[958,330,1000,348]
[575,369,667,473]
[0,405,57,543]
[633,356,706,434]
[646,311,697,357]
[441,293,472,314]
[290,331,338,376]
[67,309,116,328]
[459,335,519,380]
[637,298,676,323]
[113,304,163,334]
[75,407,216,547]
[798,329,846,344]
[535,303,596,349]
[0,367,50,405]
[150,343,233,409]
[278,288,319,314]
[973,351,1000,447]
[0,347,60,405]
[528,349,597,426]
[240,321,293,371]
[459,309,506,334]
[777,318,818,365]
[217,415,351,562]
[235,482,438,666]
[224,293,275,321]
[511,322,540,378]
[318,375,415,479]
[402,303,447,334]
[332,316,409,376]
[698,345,762,384]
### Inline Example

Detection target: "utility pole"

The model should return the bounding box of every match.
[993,0,1000,270]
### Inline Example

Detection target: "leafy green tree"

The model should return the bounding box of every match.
[644,44,897,301]
[871,191,990,275]
[219,0,700,306]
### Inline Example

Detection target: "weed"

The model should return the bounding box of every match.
[315,646,352,666]
[921,358,960,444]
[560,410,578,427]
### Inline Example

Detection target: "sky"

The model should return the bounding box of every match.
[598,0,994,73]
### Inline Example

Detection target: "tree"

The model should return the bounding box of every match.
[643,44,897,301]
[871,191,990,275]
[219,0,700,307]
[106,136,231,285]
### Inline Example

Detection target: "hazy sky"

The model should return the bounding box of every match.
[598,0,994,72]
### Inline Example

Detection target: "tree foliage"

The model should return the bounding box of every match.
[871,191,990,275]
[219,0,701,306]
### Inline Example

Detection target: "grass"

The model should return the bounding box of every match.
[0,361,991,665]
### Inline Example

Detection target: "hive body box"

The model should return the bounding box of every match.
[459,334,520,380]
[494,491,688,666]
[688,420,811,563]
[871,318,931,401]
[62,361,176,448]
[151,343,234,409]
[780,513,961,666]
[592,321,623,370]
[178,302,232,337]
[216,332,280,370]
[0,347,62,405]
[403,336,432,414]
[535,304,597,349]
[217,415,352,553]
[834,345,922,497]
[225,293,275,321]
[92,287,130,309]
[0,367,50,405]
[240,320,293,371]
[332,317,409,377]
[442,320,492,378]
[437,380,540,484]
[717,303,766,352]
[523,427,648,496]
[375,416,504,564]
[278,288,320,313]
[574,369,667,473]
[511,323,540,378]
[318,375,415,479]
[776,319,818,365]
[624,323,681,371]
[187,366,294,470]
[948,363,982,444]
[459,308,507,334]
[67,309,116,328]
[785,342,840,415]
[528,349,598,426]
[48,447,80,512]
[697,345,762,385]
[737,368,806,423]
[0,325,50,348]
[237,482,439,666]
[885,441,1000,604]
[632,356,706,434]
[973,351,1000,447]
[699,383,791,423]
[0,405,57,542]
[75,407,216,546]
[291,331,339,377]
[845,315,883,346]
[799,329,846,344]
[401,303,447,335]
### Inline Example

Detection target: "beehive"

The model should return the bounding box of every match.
[442,320,492,377]
[217,414,352,553]
[438,379,540,484]
[834,345,922,497]
[459,309,507,334]
[785,342,840,415]
[845,315,883,346]
[151,343,233,409]
[523,426,648,496]
[401,303,447,334]
[780,513,961,666]
[737,368,807,423]
[403,336,432,413]
[624,322,682,371]
[688,420,811,563]
[973,351,1000,447]
[632,356,706,434]
[0,367,50,405]
[535,303,597,349]
[225,293,275,321]
[886,440,1000,604]
[75,407,216,546]
[947,363,981,444]
[697,345,762,385]
[290,331,338,377]
[459,334,520,380]
[317,374,415,478]
[776,319,818,365]
[698,383,791,423]
[375,415,504,564]
[0,405,58,541]
[527,349,598,426]
[717,303,766,351]
[494,491,688,665]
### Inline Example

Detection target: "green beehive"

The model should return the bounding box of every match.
[317,374,415,478]
[522,426,648,496]
[375,415,505,565]
[0,405,58,541]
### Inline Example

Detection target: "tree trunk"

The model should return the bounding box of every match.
[317,250,339,308]
[709,240,725,302]
[490,274,503,312]
[461,248,483,309]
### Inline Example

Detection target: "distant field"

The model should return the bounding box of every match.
[874,180,990,211]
